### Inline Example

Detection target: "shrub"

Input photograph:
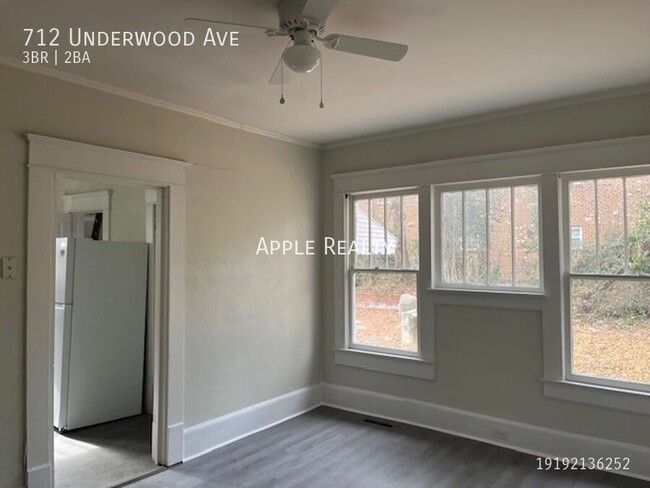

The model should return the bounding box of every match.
[572,200,650,326]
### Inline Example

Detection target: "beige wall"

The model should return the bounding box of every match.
[0,64,321,488]
[321,92,650,447]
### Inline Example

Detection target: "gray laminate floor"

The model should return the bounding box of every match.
[127,407,647,488]
[55,414,164,488]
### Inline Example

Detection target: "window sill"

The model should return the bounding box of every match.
[333,348,435,380]
[429,288,547,311]
[542,379,650,415]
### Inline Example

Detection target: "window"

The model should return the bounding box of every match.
[570,227,583,249]
[73,212,104,240]
[60,190,111,240]
[331,135,650,406]
[350,191,419,354]
[564,171,650,391]
[435,180,542,291]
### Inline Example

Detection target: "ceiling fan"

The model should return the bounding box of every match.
[186,0,408,94]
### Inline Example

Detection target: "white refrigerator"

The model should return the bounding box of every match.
[53,238,148,431]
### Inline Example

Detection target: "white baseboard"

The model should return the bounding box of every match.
[322,383,650,482]
[167,422,185,465]
[26,463,51,488]
[181,382,648,482]
[183,384,322,461]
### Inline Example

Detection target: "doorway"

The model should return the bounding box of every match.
[52,178,161,487]
[26,135,188,488]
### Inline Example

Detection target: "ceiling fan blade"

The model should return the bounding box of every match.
[301,0,338,22]
[185,18,275,37]
[269,52,292,85]
[322,34,408,61]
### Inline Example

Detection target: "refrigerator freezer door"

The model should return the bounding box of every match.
[55,238,75,305]
[53,303,73,429]
[65,240,148,430]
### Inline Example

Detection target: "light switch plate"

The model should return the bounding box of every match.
[1,257,16,279]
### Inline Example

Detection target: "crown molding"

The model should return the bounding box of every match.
[0,55,318,149]
[321,83,650,150]
[3,55,650,153]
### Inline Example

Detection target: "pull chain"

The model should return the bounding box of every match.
[319,58,324,109]
[280,60,285,104]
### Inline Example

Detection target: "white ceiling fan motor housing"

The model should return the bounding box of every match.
[277,0,326,35]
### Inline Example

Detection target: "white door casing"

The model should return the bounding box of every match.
[26,134,189,487]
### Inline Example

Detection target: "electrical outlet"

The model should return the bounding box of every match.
[1,257,17,279]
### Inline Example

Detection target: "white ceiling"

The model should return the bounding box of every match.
[2,0,650,145]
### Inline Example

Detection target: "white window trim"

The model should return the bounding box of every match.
[557,168,650,401]
[332,134,650,410]
[332,186,436,380]
[432,176,544,294]
[541,167,649,416]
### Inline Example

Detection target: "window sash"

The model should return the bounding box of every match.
[348,189,421,357]
[562,170,650,393]
[348,269,420,357]
[433,177,543,291]
[564,273,650,393]
[349,190,419,272]
[567,173,649,277]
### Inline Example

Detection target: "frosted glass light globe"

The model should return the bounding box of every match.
[282,44,321,74]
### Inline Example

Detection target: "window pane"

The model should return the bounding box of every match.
[369,198,386,268]
[385,196,402,268]
[626,175,650,276]
[353,272,417,352]
[488,187,512,286]
[464,189,487,285]
[571,278,650,384]
[597,178,625,274]
[513,185,539,287]
[402,194,420,270]
[569,180,597,273]
[440,183,540,289]
[354,199,370,268]
[441,191,463,284]
[354,194,419,271]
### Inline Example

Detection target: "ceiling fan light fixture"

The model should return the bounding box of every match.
[282,44,321,74]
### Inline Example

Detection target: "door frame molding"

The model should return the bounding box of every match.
[25,134,189,487]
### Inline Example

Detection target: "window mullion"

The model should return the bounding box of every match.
[400,195,405,269]
[623,177,629,275]
[350,197,356,269]
[594,180,600,273]
[511,186,516,286]
[384,197,388,268]
[568,272,649,282]
[461,191,466,284]
[486,189,490,287]
[368,199,373,268]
